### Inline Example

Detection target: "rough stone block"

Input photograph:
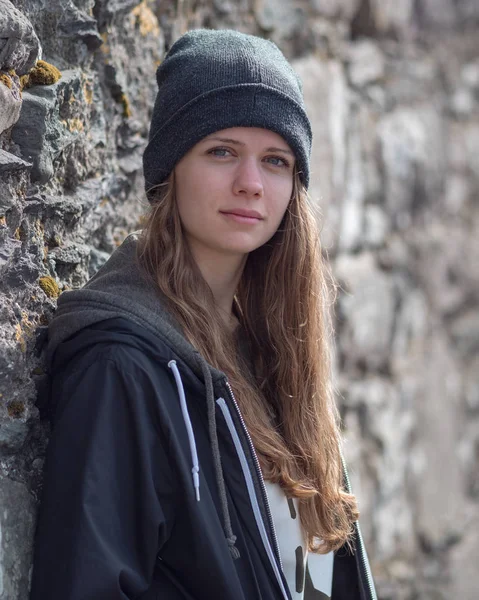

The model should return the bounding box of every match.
[347,39,385,87]
[0,76,22,134]
[335,252,396,371]
[294,55,349,248]
[0,0,41,75]
[311,0,361,20]
[0,149,31,174]
[11,70,84,184]
[0,478,36,599]
[377,106,445,226]
[57,3,102,50]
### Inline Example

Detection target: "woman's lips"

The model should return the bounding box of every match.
[219,209,264,224]
[220,211,263,224]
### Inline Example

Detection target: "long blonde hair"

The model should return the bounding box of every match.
[137,169,358,553]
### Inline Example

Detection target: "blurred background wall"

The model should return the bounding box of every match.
[0,0,478,598]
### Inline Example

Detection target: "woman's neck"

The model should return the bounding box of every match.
[189,244,247,329]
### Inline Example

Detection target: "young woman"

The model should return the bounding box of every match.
[30,29,377,600]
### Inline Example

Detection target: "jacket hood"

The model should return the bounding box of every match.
[46,232,224,384]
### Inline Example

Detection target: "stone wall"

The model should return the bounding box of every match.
[1,1,478,598]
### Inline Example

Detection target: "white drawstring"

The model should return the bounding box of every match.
[168,360,201,501]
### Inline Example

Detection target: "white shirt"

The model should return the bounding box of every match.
[264,481,334,599]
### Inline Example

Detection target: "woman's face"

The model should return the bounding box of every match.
[174,127,295,260]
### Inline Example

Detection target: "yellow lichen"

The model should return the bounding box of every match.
[131,0,160,37]
[83,81,94,104]
[0,73,12,89]
[50,233,62,247]
[61,117,84,132]
[16,223,27,241]
[113,91,131,118]
[34,219,44,238]
[14,228,20,240]
[70,118,84,132]
[0,216,6,227]
[39,275,60,298]
[14,311,37,353]
[120,93,131,118]
[21,311,36,336]
[14,323,26,353]
[21,60,62,90]
[100,31,110,55]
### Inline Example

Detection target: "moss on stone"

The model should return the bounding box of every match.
[19,74,29,89]
[39,276,60,298]
[131,0,160,37]
[61,117,84,132]
[21,60,62,90]
[7,400,25,418]
[112,90,131,118]
[119,92,131,118]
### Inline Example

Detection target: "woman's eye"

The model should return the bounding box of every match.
[208,147,232,157]
[265,156,290,168]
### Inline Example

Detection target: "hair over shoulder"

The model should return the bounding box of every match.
[137,169,358,553]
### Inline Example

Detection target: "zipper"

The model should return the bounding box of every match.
[354,521,377,600]
[224,380,284,573]
[341,457,377,600]
[216,397,289,600]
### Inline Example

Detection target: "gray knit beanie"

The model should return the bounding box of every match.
[143,29,312,197]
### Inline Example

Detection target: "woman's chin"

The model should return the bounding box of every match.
[213,235,268,256]
[219,242,264,257]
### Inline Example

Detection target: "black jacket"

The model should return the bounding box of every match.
[30,234,377,600]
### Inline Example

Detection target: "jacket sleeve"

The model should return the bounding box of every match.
[30,347,177,600]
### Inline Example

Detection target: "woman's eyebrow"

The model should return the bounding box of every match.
[265,146,294,156]
[204,137,294,156]
[204,137,245,146]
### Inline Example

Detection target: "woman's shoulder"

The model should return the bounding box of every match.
[46,315,207,412]
[44,317,185,425]
[49,316,174,379]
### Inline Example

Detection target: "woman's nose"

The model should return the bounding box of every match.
[232,158,264,198]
